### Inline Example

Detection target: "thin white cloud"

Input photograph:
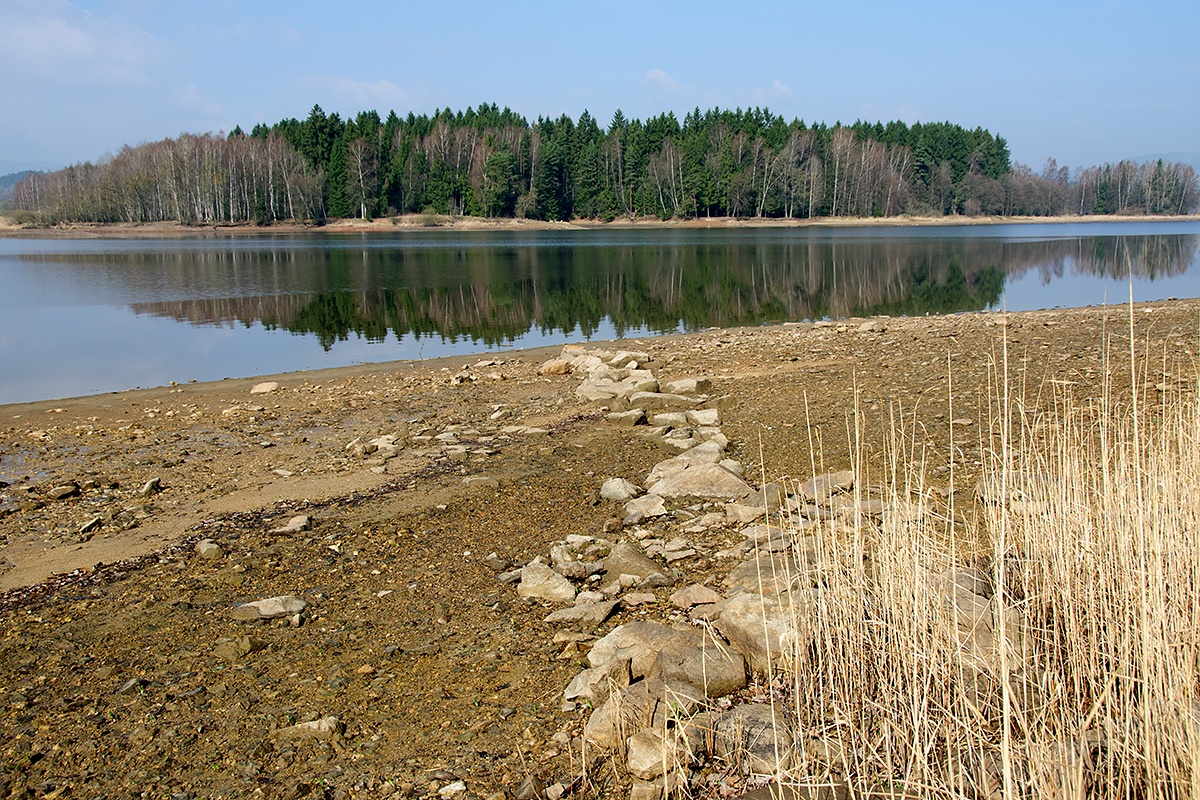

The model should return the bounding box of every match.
[644,69,798,112]
[644,68,692,93]
[0,0,166,87]
[295,75,415,112]
[750,79,794,106]
[175,84,222,119]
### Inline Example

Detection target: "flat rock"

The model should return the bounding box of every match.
[602,542,664,582]
[623,494,667,520]
[662,377,712,395]
[250,381,279,394]
[685,407,720,426]
[517,563,576,604]
[650,644,747,699]
[740,524,789,545]
[538,358,572,375]
[744,482,785,509]
[544,600,619,627]
[711,704,796,773]
[588,621,702,678]
[601,477,641,502]
[563,657,632,704]
[648,463,752,501]
[272,715,344,743]
[726,503,766,523]
[714,591,817,676]
[270,514,311,534]
[724,553,808,596]
[644,441,727,487]
[644,458,690,487]
[232,595,308,621]
[605,409,646,426]
[49,483,80,501]
[797,470,855,502]
[462,475,500,488]
[670,584,724,608]
[628,391,704,410]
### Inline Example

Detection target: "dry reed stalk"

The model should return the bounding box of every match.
[767,306,1200,799]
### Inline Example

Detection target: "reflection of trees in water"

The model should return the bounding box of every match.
[1001,234,1197,284]
[114,234,1196,349]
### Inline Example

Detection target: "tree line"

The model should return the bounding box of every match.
[11,104,1198,223]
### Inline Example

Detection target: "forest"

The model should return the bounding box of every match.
[10,104,1199,224]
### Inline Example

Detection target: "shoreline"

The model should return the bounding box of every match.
[2,212,1198,238]
[3,297,1196,579]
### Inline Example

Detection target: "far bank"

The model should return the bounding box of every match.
[2,212,1199,238]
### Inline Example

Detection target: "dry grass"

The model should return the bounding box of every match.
[763,306,1200,798]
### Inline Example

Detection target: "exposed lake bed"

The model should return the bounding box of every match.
[2,295,1198,797]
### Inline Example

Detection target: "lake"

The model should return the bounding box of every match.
[2,220,1198,405]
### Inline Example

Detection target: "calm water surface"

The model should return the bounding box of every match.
[1,220,1198,404]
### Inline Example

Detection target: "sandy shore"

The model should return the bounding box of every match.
[2,212,1197,238]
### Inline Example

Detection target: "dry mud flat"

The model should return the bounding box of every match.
[1,300,1197,799]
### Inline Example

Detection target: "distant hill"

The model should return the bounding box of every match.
[0,170,36,205]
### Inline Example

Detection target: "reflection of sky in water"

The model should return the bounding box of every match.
[0,303,663,405]
[999,265,1200,311]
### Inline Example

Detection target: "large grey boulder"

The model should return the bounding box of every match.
[588,621,702,678]
[711,704,796,773]
[601,477,642,502]
[602,542,666,583]
[713,590,817,676]
[583,681,663,750]
[650,644,746,698]
[648,463,752,501]
[564,657,632,705]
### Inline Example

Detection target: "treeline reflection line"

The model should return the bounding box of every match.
[112,235,1196,348]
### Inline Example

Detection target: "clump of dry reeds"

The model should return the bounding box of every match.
[772,309,1200,799]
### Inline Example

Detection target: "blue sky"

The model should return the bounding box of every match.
[2,0,1197,175]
